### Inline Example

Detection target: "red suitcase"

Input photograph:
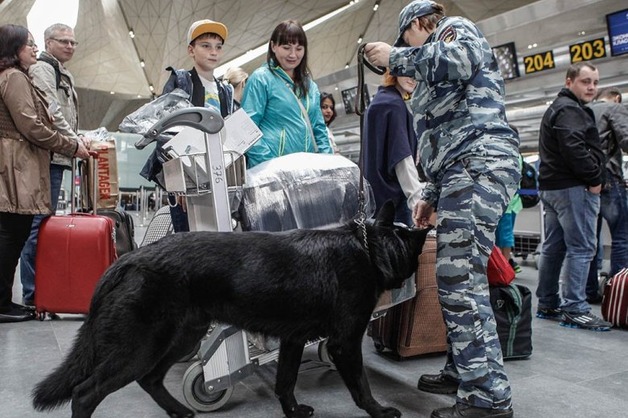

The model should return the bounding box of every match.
[601,268,628,329]
[34,156,117,318]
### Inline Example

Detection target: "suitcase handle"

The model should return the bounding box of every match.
[134,107,224,150]
[71,152,100,214]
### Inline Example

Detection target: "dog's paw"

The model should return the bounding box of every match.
[285,404,314,418]
[375,406,401,418]
[168,411,194,418]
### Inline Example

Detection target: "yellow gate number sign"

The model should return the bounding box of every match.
[523,50,555,74]
[569,38,606,63]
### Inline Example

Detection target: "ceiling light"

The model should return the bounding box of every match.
[128,29,135,38]
[345,63,350,69]
[140,60,145,68]
[149,84,154,92]
[579,31,586,36]
[110,91,115,95]
[357,36,363,44]
[373,4,379,11]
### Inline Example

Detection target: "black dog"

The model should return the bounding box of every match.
[32,201,430,418]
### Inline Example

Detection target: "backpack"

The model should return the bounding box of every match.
[37,55,70,97]
[519,160,539,208]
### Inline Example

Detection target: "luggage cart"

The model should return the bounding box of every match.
[136,108,415,412]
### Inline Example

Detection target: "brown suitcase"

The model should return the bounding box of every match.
[369,235,448,358]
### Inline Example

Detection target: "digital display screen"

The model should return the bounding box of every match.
[341,85,370,115]
[492,42,520,80]
[606,8,628,56]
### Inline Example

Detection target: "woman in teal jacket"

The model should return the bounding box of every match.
[241,20,332,168]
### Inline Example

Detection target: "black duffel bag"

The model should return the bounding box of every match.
[489,284,533,360]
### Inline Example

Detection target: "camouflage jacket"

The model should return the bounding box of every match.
[390,16,518,207]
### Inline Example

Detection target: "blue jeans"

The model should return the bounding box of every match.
[586,178,628,296]
[20,164,65,304]
[536,186,600,314]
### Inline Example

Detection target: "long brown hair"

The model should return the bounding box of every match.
[267,20,310,97]
[0,24,29,73]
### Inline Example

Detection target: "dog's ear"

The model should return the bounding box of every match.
[374,200,395,227]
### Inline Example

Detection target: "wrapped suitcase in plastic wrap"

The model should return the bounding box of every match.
[238,152,415,314]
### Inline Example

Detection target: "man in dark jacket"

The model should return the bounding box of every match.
[585,87,628,301]
[536,62,611,331]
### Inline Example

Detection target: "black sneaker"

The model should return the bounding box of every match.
[560,311,611,331]
[536,307,562,321]
[0,307,36,323]
[418,372,459,394]
[508,258,521,274]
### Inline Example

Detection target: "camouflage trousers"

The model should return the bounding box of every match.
[435,155,519,410]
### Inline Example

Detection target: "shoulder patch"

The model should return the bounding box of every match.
[438,26,457,43]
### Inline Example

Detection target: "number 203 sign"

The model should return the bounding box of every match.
[569,38,607,63]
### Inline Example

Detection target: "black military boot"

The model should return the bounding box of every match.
[417,372,459,394]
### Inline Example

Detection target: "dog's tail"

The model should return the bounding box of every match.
[30,262,132,411]
[31,322,96,411]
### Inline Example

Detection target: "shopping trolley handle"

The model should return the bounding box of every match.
[135,107,224,150]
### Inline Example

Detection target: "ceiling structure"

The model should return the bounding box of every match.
[1,0,627,155]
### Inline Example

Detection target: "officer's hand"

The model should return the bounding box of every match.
[364,42,391,68]
[413,200,435,228]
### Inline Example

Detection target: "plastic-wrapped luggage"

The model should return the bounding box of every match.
[238,152,373,231]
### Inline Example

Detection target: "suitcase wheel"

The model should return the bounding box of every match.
[373,341,385,353]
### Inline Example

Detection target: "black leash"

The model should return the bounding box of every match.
[354,44,386,250]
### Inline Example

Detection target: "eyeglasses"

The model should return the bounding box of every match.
[50,38,79,47]
[26,40,38,48]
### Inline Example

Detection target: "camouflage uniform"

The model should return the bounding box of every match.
[390,15,520,410]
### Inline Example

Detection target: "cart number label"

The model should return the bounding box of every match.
[213,165,224,183]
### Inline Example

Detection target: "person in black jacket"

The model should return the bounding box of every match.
[535,62,611,331]
[585,87,628,302]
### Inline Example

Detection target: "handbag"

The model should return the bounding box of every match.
[487,246,516,286]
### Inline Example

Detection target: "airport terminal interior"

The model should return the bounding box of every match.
[1,0,628,417]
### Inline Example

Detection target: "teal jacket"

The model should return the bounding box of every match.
[241,61,332,168]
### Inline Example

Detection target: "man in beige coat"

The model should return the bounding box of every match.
[20,23,85,306]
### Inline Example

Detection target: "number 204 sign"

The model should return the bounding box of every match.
[523,50,555,74]
[569,38,607,63]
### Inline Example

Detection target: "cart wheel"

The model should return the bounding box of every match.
[373,340,385,353]
[182,361,233,412]
[317,339,336,369]
[37,312,45,321]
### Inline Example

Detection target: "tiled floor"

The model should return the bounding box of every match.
[2,214,627,417]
